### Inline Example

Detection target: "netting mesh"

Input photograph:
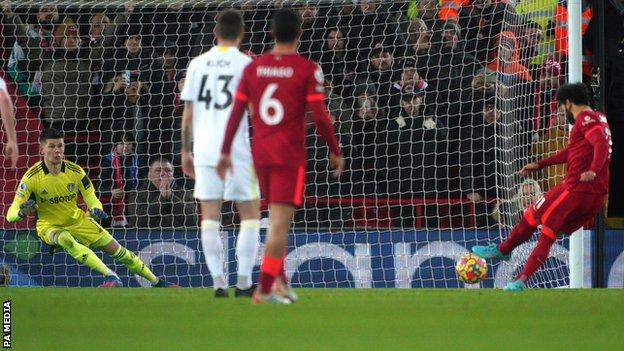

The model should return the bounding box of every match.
[0,0,573,288]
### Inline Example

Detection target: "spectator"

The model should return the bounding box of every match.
[319,26,358,98]
[490,178,543,229]
[531,102,568,192]
[296,3,326,61]
[99,71,149,158]
[458,0,513,63]
[99,133,139,227]
[127,158,197,229]
[150,3,195,67]
[416,0,441,30]
[533,56,563,134]
[144,40,181,162]
[406,18,432,56]
[339,1,406,63]
[422,21,478,126]
[102,25,149,83]
[386,58,429,112]
[345,83,385,196]
[518,21,545,76]
[2,4,60,101]
[38,18,92,131]
[385,89,447,198]
[460,94,501,203]
[486,31,533,84]
[364,43,397,107]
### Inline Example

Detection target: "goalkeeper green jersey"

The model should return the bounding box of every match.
[6,160,102,226]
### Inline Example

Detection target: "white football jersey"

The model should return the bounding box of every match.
[181,46,252,166]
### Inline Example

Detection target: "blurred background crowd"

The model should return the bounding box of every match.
[0,0,621,230]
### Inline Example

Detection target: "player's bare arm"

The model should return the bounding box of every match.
[181,101,195,178]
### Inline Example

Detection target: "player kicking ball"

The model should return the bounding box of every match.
[6,128,177,288]
[218,9,344,304]
[472,83,611,291]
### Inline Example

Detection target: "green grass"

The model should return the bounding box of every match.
[3,288,624,351]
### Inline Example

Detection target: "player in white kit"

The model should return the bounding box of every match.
[0,77,18,167]
[180,10,260,298]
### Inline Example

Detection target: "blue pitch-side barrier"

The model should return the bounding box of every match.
[1,229,623,288]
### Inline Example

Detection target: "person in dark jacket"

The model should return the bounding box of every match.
[127,158,197,229]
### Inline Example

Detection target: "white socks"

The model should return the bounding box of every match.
[201,219,226,290]
[201,219,261,290]
[236,220,260,290]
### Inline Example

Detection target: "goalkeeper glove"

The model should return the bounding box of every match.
[90,208,108,220]
[18,200,37,218]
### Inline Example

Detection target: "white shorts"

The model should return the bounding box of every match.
[193,165,260,201]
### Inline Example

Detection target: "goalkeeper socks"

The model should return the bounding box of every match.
[236,219,260,289]
[259,255,282,294]
[112,246,158,284]
[498,216,537,255]
[201,219,227,289]
[55,231,116,277]
[517,232,555,281]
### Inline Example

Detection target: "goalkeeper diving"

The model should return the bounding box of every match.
[6,128,177,287]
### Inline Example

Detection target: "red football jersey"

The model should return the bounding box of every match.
[227,51,340,167]
[539,110,611,194]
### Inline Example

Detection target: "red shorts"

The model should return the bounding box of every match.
[524,183,606,238]
[255,165,306,207]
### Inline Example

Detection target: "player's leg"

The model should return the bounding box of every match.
[504,191,600,291]
[234,199,260,295]
[46,229,119,283]
[199,200,228,296]
[228,163,261,296]
[94,234,175,287]
[504,230,556,291]
[255,203,295,304]
[195,166,228,296]
[472,185,565,259]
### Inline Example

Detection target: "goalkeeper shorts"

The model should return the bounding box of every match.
[37,211,110,247]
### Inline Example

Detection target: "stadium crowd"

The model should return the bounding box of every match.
[0,0,594,229]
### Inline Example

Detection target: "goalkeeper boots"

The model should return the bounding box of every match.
[100,276,123,288]
[153,279,179,288]
[471,244,511,261]
[503,280,526,292]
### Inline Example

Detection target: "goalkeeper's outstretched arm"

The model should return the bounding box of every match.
[78,173,104,212]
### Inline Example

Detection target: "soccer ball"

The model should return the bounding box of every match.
[455,253,487,284]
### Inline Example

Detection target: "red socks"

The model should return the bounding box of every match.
[517,233,555,281]
[498,216,537,255]
[259,255,282,294]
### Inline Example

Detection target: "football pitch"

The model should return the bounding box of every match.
[3,288,624,350]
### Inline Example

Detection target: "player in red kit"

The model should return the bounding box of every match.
[472,83,611,291]
[217,9,344,304]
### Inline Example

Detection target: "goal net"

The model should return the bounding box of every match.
[0,0,576,288]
